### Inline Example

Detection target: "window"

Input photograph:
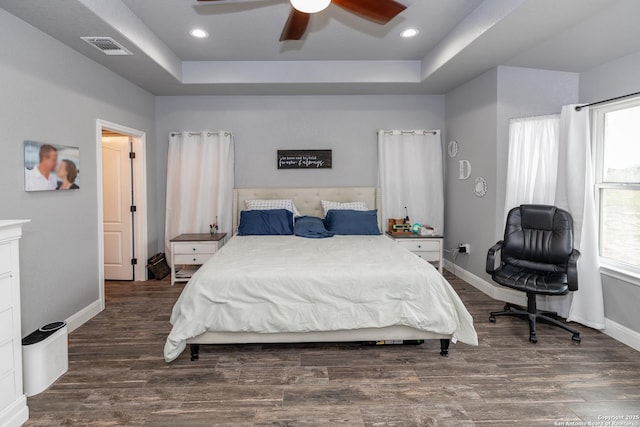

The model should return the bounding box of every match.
[592,98,640,273]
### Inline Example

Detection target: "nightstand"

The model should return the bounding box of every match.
[170,233,226,285]
[387,232,444,273]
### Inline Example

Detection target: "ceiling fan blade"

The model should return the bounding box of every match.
[332,0,407,25]
[279,8,310,41]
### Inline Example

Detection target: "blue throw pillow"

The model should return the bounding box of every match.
[294,216,334,239]
[324,210,381,235]
[237,209,294,236]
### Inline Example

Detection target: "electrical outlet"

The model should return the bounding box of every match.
[458,243,471,254]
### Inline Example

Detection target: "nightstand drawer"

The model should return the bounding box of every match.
[174,254,214,265]
[397,240,440,252]
[413,251,441,262]
[173,243,217,255]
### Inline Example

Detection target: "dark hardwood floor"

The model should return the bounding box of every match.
[25,273,639,426]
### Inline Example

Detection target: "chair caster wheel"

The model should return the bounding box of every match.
[572,334,581,343]
[529,335,538,344]
[190,354,199,361]
[489,315,496,323]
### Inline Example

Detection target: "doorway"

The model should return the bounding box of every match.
[102,131,135,280]
[96,120,148,307]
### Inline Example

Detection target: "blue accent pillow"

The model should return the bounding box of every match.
[237,209,293,236]
[294,216,334,239]
[324,209,381,235]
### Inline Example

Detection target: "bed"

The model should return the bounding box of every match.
[164,187,477,362]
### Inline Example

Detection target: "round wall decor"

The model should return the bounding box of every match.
[447,140,459,158]
[474,177,488,197]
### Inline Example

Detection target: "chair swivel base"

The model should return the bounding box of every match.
[489,300,581,344]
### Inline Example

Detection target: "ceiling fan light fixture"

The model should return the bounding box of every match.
[189,28,209,39]
[290,0,331,14]
[400,28,419,38]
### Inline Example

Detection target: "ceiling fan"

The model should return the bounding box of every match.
[196,0,408,41]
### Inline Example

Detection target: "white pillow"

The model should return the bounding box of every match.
[245,199,302,217]
[321,200,369,217]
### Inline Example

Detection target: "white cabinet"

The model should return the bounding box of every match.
[387,232,444,273]
[0,220,29,427]
[170,233,226,285]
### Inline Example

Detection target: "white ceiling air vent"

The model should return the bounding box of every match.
[80,37,132,56]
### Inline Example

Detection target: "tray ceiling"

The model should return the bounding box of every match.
[1,0,637,95]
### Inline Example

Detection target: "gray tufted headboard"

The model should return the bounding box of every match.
[233,187,381,235]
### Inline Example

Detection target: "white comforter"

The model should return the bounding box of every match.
[164,235,477,361]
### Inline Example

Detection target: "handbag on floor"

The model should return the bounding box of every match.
[147,253,170,280]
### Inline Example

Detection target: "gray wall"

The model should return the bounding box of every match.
[444,68,498,281]
[580,51,640,334]
[0,9,158,335]
[155,94,445,245]
[444,66,579,282]
[580,50,640,103]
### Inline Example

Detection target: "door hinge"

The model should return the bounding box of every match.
[129,152,136,159]
[131,258,138,265]
[130,205,137,213]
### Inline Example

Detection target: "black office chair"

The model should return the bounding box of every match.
[486,205,581,344]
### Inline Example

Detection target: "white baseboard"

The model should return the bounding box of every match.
[603,318,640,352]
[443,260,639,352]
[443,260,526,306]
[65,299,103,333]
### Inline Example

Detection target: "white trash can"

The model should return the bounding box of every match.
[22,321,68,396]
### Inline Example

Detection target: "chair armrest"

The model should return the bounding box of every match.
[567,249,581,291]
[486,241,504,274]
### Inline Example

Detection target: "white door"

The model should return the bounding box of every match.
[102,137,134,280]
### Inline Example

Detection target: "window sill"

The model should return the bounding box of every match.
[600,262,640,288]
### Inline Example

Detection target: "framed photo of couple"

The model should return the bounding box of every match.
[24,141,80,192]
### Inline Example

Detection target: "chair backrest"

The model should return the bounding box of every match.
[502,205,575,273]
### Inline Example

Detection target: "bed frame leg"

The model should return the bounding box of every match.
[190,344,200,361]
[439,339,450,357]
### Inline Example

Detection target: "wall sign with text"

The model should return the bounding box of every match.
[277,150,332,169]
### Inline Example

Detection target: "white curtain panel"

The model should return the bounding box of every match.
[165,131,234,262]
[504,115,560,223]
[378,130,444,233]
[555,105,605,329]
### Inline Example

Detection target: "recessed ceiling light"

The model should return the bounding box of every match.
[400,28,419,38]
[190,28,209,39]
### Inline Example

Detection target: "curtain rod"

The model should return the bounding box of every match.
[575,91,640,111]
[170,131,231,137]
[378,130,438,135]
